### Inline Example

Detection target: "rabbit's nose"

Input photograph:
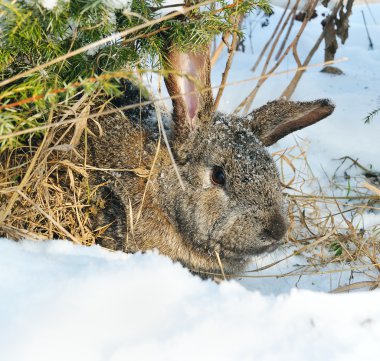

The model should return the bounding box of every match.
[263,210,288,241]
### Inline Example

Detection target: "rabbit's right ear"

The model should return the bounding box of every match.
[248,99,335,146]
[164,45,213,140]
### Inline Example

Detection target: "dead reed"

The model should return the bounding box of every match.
[0,1,379,290]
[1,99,379,292]
[0,96,103,246]
[272,141,380,290]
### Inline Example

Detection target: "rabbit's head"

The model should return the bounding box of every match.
[156,46,334,275]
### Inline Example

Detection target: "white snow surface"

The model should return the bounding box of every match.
[103,0,132,10]
[2,2,380,360]
[38,0,69,10]
[1,238,380,361]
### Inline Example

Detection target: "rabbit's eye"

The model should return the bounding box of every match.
[211,166,226,187]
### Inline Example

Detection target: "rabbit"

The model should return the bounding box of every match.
[83,45,335,279]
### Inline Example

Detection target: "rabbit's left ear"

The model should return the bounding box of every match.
[248,99,335,146]
[164,45,213,140]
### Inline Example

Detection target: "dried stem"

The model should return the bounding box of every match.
[211,35,230,67]
[275,2,298,60]
[235,0,318,114]
[213,13,243,111]
[281,0,344,99]
[0,57,348,143]
[251,0,292,72]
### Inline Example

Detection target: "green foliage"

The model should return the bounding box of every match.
[0,0,271,150]
[329,241,343,257]
[363,96,380,124]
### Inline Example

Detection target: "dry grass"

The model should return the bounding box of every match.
[0,1,379,290]
[1,100,379,291]
[269,141,380,290]
[0,97,102,246]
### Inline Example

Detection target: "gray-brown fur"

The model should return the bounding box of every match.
[248,99,335,146]
[83,47,335,278]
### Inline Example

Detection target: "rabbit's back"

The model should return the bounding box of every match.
[84,94,171,251]
[78,54,335,278]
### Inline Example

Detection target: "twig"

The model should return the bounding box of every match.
[197,262,380,280]
[235,0,318,114]
[331,280,380,293]
[281,0,344,99]
[0,57,349,142]
[251,0,292,72]
[213,12,243,111]
[275,1,298,61]
[336,155,379,177]
[215,251,227,280]
[362,182,380,196]
[153,101,185,190]
[211,35,230,67]
[365,0,378,25]
[361,10,374,50]
[287,193,379,201]
[149,3,185,12]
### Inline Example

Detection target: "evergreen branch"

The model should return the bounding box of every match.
[0,0,217,89]
[0,57,349,142]
[0,0,271,150]
[364,97,380,124]
[0,71,140,111]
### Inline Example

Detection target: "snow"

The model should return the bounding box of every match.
[38,0,68,10]
[213,4,380,176]
[1,2,380,360]
[38,0,132,10]
[155,0,185,16]
[1,238,380,361]
[103,0,132,10]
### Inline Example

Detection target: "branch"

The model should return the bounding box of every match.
[281,0,344,99]
[251,0,291,72]
[213,14,243,111]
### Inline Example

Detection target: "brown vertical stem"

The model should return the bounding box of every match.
[275,4,298,61]
[281,0,344,99]
[235,0,315,114]
[251,0,291,72]
[323,13,339,63]
[213,14,243,112]
[211,35,230,67]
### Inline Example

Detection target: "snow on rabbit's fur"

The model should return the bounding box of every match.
[1,2,380,360]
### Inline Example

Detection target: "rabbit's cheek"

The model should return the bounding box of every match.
[201,170,212,189]
[194,189,229,230]
[211,206,286,256]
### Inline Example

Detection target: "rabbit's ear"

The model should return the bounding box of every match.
[249,99,335,146]
[164,45,213,140]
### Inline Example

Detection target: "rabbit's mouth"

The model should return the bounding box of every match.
[213,238,279,262]
[206,212,286,261]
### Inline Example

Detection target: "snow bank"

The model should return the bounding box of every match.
[1,3,380,360]
[0,238,379,361]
